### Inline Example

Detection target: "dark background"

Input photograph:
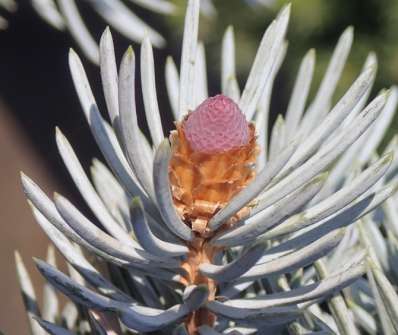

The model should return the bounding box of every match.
[1,0,397,333]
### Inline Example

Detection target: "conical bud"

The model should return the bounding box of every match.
[183,94,250,153]
[169,95,258,235]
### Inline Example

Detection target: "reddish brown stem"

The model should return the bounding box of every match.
[181,238,218,334]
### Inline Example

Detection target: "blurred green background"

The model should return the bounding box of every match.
[1,0,398,333]
[170,0,398,98]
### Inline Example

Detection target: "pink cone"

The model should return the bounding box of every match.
[183,95,250,153]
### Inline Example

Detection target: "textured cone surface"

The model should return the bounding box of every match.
[183,94,250,153]
[169,95,258,235]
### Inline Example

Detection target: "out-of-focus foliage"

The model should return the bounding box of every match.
[0,0,16,28]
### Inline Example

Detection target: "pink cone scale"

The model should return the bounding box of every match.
[183,95,250,153]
